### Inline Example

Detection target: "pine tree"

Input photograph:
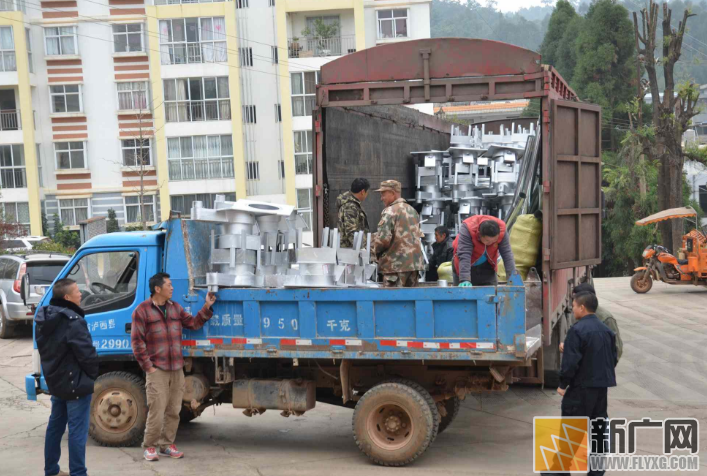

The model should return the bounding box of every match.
[540,0,577,69]
[106,208,120,233]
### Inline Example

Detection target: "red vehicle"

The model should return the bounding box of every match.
[311,38,603,384]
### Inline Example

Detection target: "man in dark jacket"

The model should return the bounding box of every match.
[555,292,617,476]
[427,226,453,281]
[36,278,99,476]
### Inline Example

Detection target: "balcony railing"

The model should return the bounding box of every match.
[161,42,227,65]
[0,110,20,131]
[168,158,235,181]
[164,100,231,123]
[288,35,356,59]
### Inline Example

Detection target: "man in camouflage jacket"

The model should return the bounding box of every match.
[336,178,370,248]
[371,180,425,287]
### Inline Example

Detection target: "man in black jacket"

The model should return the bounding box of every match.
[36,278,99,476]
[555,292,617,476]
[427,226,453,282]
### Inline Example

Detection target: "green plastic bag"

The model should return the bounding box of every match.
[437,261,453,282]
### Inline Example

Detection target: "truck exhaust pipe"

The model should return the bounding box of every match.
[232,379,316,417]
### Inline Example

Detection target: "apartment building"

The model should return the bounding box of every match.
[0,0,430,237]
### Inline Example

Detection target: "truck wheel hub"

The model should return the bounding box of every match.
[366,403,414,451]
[95,388,138,433]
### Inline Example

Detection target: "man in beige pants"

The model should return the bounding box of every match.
[131,272,216,461]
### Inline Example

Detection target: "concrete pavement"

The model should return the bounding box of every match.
[1,277,706,475]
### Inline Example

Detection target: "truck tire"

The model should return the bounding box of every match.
[353,379,439,466]
[89,371,148,447]
[630,272,653,294]
[0,310,14,339]
[437,397,461,434]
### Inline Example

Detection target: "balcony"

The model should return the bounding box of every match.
[0,109,19,130]
[164,100,231,123]
[288,35,356,59]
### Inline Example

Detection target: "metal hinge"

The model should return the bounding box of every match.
[543,181,551,194]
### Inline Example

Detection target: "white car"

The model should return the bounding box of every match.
[0,236,50,251]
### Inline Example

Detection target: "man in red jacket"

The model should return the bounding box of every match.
[131,272,216,462]
[453,215,517,286]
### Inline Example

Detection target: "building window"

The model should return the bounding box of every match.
[1,202,30,234]
[124,195,155,223]
[155,0,227,4]
[291,71,319,117]
[242,105,256,124]
[163,77,231,122]
[159,17,227,65]
[121,139,151,167]
[36,144,42,187]
[271,46,278,64]
[296,189,312,230]
[294,130,313,175]
[50,85,82,113]
[55,141,85,169]
[275,103,281,122]
[377,9,408,39]
[246,161,259,181]
[167,135,234,181]
[239,47,253,67]
[44,26,77,56]
[25,28,32,74]
[235,0,248,8]
[278,159,285,179]
[59,198,89,226]
[113,23,144,53]
[0,145,25,189]
[0,27,15,72]
[117,81,148,111]
[170,193,235,217]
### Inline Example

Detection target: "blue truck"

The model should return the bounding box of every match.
[25,217,539,466]
[25,38,601,467]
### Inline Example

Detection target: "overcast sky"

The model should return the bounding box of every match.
[494,0,547,12]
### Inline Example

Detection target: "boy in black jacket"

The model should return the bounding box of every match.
[36,278,98,476]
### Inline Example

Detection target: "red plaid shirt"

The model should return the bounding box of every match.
[131,298,212,372]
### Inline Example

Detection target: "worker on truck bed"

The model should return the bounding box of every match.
[453,215,517,286]
[371,180,425,287]
[336,178,370,248]
[427,226,453,282]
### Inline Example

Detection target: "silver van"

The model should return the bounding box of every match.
[0,253,71,338]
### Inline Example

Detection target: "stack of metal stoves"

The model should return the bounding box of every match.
[191,196,377,290]
[413,122,539,254]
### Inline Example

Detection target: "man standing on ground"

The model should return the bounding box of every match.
[453,215,517,286]
[427,226,454,282]
[36,278,99,476]
[131,273,216,462]
[336,178,370,248]
[371,180,425,287]
[560,283,623,362]
[556,292,617,476]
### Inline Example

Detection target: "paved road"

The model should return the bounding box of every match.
[1,277,706,475]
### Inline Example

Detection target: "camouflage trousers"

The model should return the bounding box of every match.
[382,272,420,288]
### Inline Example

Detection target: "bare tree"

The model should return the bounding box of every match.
[119,110,156,231]
[632,1,700,252]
